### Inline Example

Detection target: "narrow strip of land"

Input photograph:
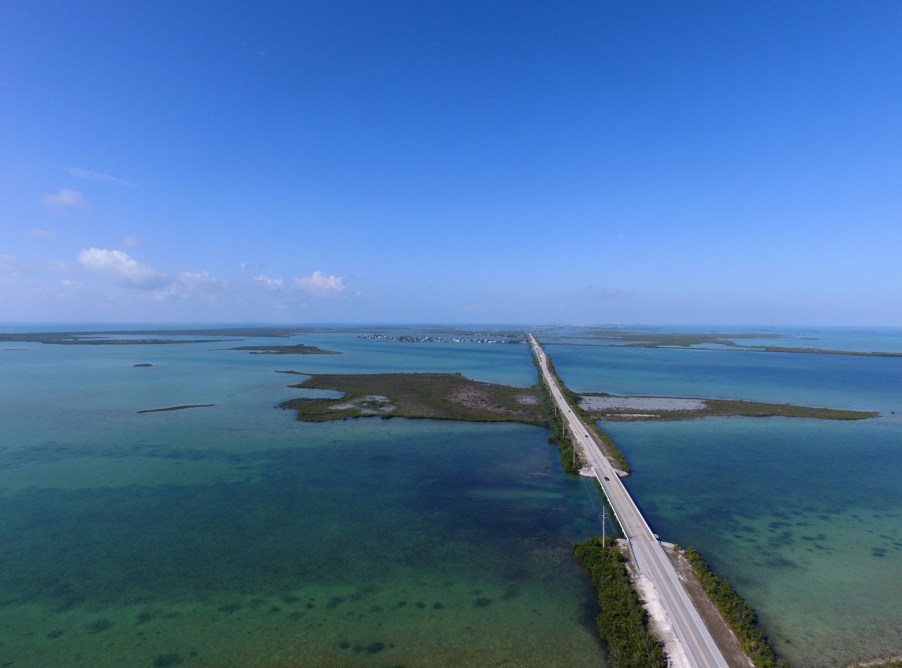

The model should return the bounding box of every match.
[529,334,729,668]
[581,394,877,421]
[137,404,214,414]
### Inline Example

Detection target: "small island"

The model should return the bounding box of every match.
[580,394,878,421]
[227,344,340,355]
[280,372,543,424]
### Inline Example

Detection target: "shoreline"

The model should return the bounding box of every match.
[136,404,214,414]
[580,394,878,422]
[848,658,902,668]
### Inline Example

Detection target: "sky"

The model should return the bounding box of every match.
[2,1,901,326]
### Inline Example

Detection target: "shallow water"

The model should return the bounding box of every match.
[0,333,606,667]
[6,325,900,667]
[606,418,902,667]
[547,340,902,413]
[545,334,902,667]
[541,325,902,354]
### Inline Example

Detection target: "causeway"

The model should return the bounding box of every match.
[529,334,729,668]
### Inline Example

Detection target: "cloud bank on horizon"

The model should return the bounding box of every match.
[2,2,901,325]
[66,247,349,316]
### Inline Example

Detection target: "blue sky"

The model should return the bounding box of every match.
[2,1,901,326]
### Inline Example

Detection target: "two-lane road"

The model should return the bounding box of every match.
[529,334,729,668]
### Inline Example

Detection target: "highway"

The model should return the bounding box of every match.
[529,334,729,668]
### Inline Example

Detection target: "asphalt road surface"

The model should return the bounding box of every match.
[529,334,729,668]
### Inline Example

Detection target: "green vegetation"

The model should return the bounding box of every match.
[573,537,667,668]
[682,547,787,668]
[535,365,580,475]
[536,349,633,473]
[228,343,339,354]
[572,403,632,474]
[582,396,878,422]
[281,372,544,424]
[702,399,875,420]
[578,329,773,348]
[282,368,590,477]
[593,426,632,473]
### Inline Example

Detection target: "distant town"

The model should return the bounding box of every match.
[360,333,525,345]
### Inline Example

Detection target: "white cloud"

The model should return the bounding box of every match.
[254,274,285,290]
[68,252,349,316]
[294,270,346,297]
[252,270,349,301]
[154,271,224,301]
[65,167,133,187]
[0,254,23,277]
[77,249,224,301]
[44,187,89,210]
[123,235,143,248]
[30,228,57,239]
[78,248,169,289]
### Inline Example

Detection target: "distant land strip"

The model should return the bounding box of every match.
[753,346,902,357]
[581,394,878,421]
[0,327,332,345]
[0,333,226,346]
[0,327,303,340]
[137,404,214,414]
[542,331,902,357]
[227,344,340,355]
[546,331,774,347]
[545,340,902,358]
[360,333,524,344]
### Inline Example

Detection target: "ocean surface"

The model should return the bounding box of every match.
[546,326,902,667]
[2,325,900,667]
[0,329,606,667]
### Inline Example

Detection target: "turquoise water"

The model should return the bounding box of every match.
[277,332,538,386]
[546,334,902,667]
[0,333,606,667]
[6,326,901,667]
[540,325,902,353]
[547,341,902,412]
